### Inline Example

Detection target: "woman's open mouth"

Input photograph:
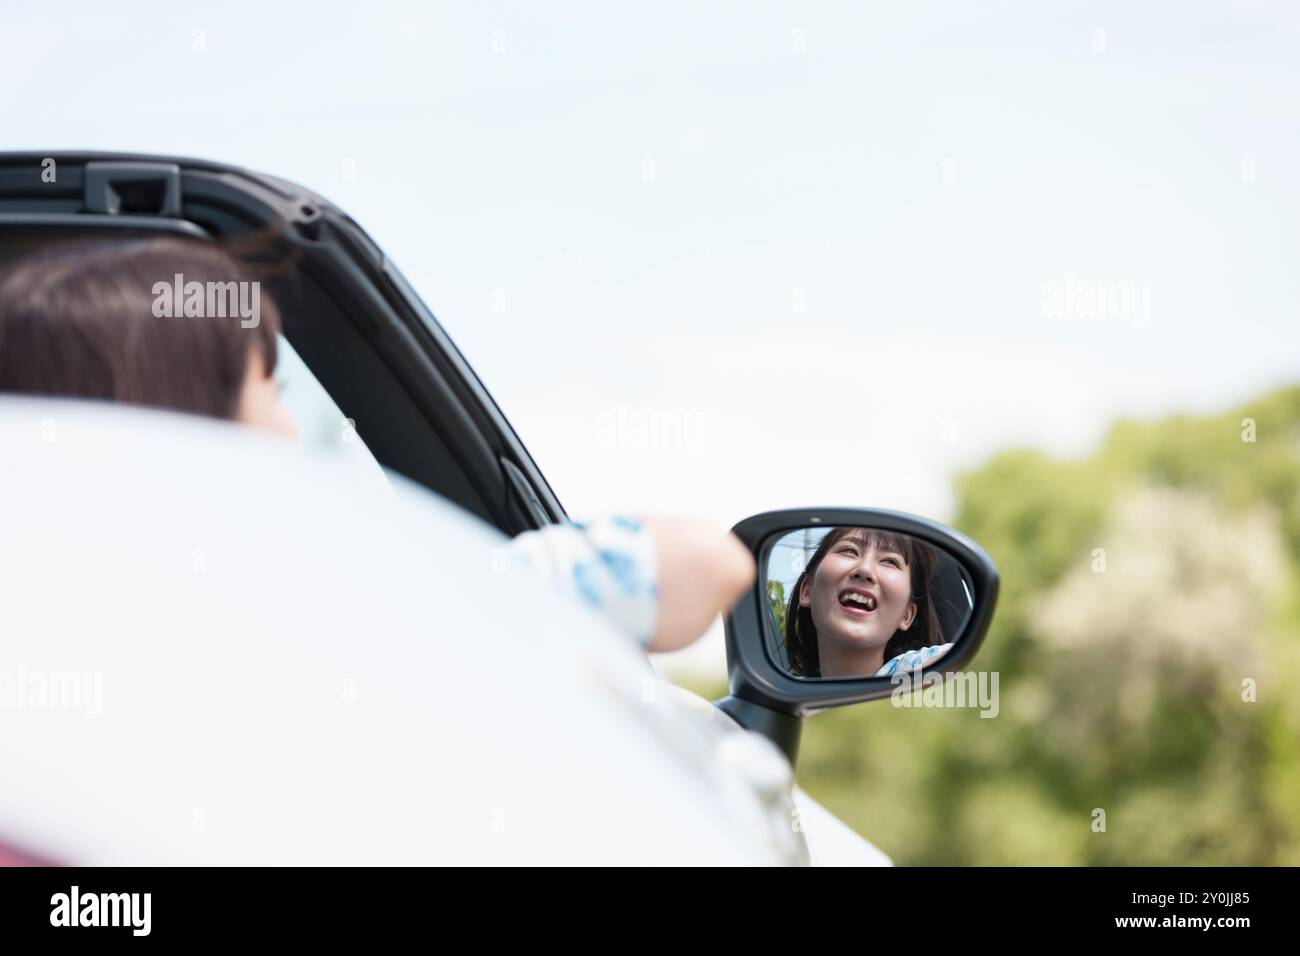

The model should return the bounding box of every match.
[837,588,878,615]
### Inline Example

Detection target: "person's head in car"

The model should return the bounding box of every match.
[785,526,942,678]
[0,238,297,439]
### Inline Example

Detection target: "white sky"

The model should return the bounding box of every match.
[5,1,1299,677]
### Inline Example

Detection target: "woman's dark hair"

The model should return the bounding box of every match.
[0,238,280,420]
[784,526,942,677]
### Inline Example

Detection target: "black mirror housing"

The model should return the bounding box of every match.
[717,508,1000,763]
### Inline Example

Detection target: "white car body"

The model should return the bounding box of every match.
[0,400,885,865]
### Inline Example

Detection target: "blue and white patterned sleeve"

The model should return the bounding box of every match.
[876,642,954,677]
[504,515,660,648]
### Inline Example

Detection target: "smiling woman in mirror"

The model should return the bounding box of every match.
[784,528,953,678]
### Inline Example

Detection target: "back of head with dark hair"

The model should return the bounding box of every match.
[0,238,280,421]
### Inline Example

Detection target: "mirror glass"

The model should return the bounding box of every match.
[764,526,974,679]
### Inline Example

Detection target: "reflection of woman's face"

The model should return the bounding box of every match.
[800,530,916,673]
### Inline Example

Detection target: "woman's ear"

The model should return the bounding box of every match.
[899,601,917,631]
[798,575,812,608]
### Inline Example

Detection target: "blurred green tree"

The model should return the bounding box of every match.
[767,579,787,636]
[693,385,1300,864]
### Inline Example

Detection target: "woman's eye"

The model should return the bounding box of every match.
[881,557,902,568]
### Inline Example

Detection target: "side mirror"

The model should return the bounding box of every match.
[717,508,1000,765]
